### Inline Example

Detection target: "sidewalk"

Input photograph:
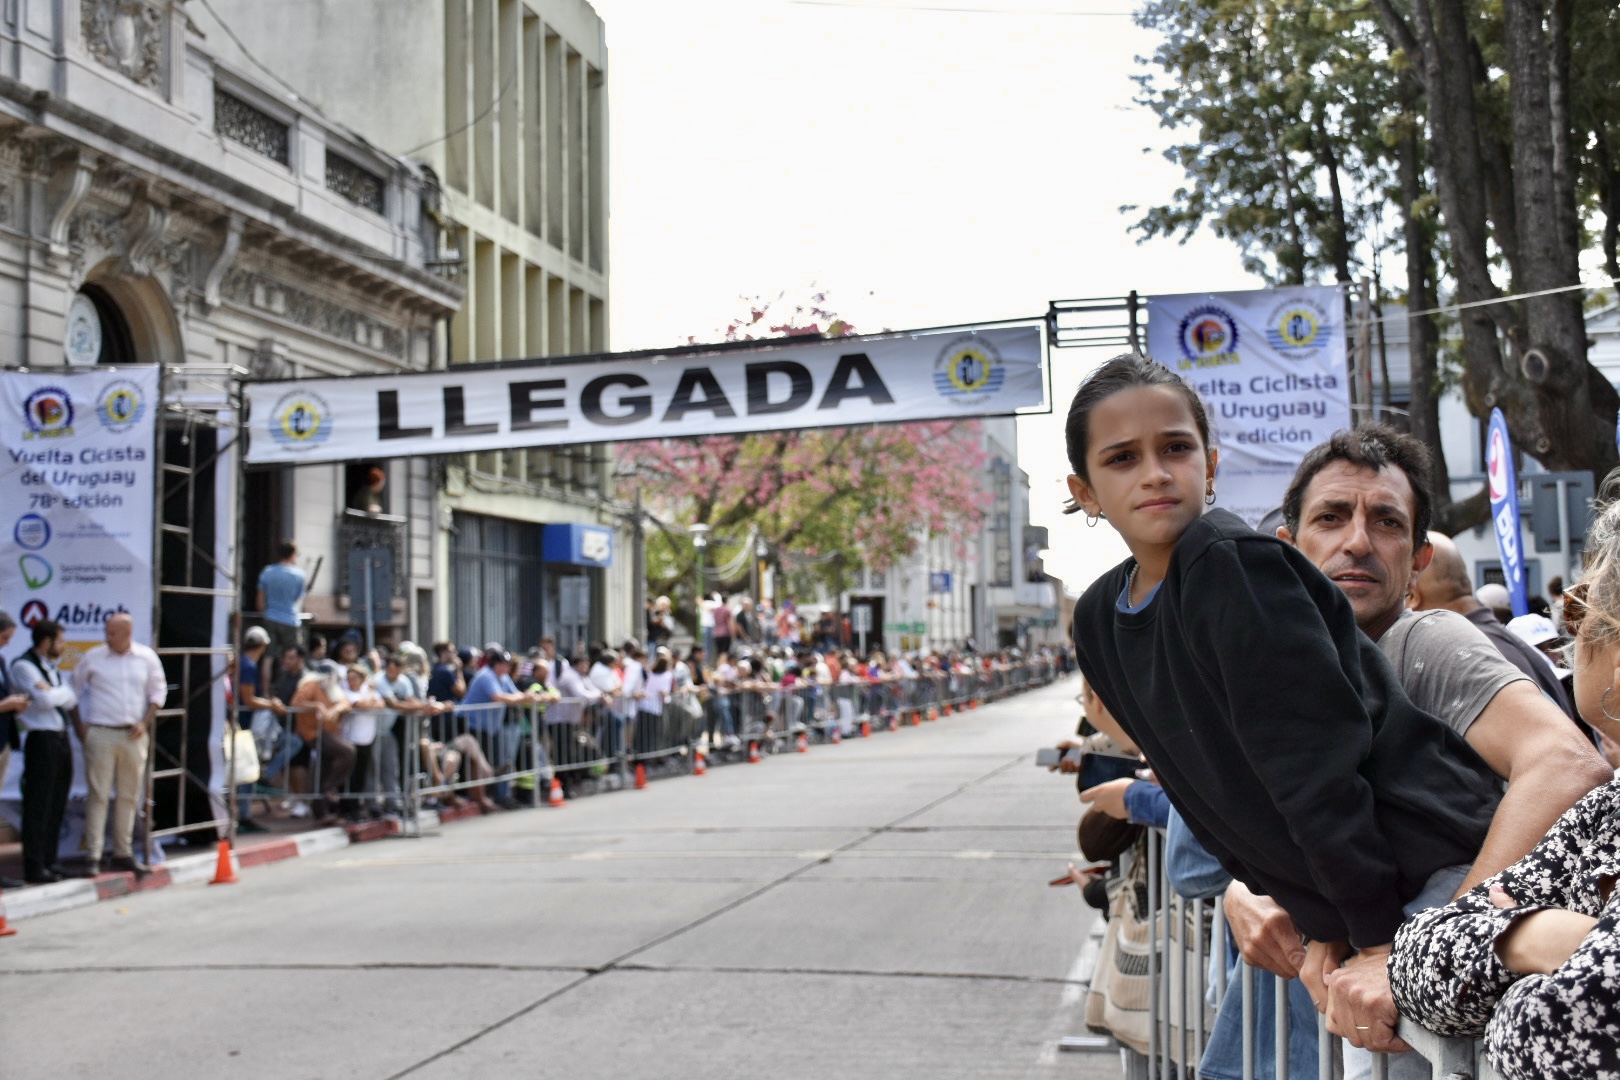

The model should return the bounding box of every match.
[0,800,495,923]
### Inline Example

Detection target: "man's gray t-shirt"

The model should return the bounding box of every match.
[1378,609,1527,739]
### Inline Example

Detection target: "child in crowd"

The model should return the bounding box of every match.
[1065,354,1501,981]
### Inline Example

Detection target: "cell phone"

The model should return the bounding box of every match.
[1035,747,1063,767]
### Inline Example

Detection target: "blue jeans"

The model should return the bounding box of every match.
[490,721,522,801]
[1199,862,1471,1080]
[262,731,305,787]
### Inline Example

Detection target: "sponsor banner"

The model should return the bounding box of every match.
[1486,408,1530,618]
[1145,286,1351,527]
[243,325,1046,465]
[0,367,158,661]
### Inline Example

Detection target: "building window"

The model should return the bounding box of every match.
[326,154,386,214]
[215,90,289,165]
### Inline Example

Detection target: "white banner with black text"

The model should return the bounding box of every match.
[243,325,1047,465]
[1145,286,1350,527]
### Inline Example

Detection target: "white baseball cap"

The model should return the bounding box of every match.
[1506,613,1559,648]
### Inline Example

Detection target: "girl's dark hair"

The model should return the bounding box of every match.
[1063,353,1213,513]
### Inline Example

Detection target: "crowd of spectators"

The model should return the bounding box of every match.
[1056,354,1620,1080]
[236,615,1069,827]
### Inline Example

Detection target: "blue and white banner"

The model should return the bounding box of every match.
[1146,286,1351,527]
[243,324,1047,465]
[0,367,158,657]
[1486,408,1530,618]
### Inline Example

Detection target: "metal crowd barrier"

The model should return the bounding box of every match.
[226,660,1064,827]
[1101,827,1504,1080]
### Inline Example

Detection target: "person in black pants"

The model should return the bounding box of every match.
[12,620,80,884]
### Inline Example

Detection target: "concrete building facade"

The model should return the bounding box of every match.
[195,0,631,655]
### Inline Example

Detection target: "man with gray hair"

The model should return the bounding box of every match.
[72,613,166,876]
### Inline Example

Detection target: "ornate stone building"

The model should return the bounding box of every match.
[0,0,462,832]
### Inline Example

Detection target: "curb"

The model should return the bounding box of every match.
[2,815,416,924]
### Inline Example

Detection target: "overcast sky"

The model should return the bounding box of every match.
[589,0,1262,592]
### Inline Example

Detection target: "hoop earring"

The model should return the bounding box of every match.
[1604,687,1620,723]
[1084,513,1099,528]
[1205,491,1216,506]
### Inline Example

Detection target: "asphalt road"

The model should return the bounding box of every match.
[0,675,1125,1080]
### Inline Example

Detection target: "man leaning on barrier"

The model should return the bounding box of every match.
[1175,427,1609,1079]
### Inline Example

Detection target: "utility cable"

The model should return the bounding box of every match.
[398,64,520,158]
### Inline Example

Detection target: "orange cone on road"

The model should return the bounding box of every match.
[747,741,761,763]
[693,751,708,776]
[209,838,239,886]
[831,727,842,745]
[634,763,648,789]
[860,720,871,738]
[796,732,809,753]
[548,778,566,806]
[0,884,17,938]
[928,707,939,722]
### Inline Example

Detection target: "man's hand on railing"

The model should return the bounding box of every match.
[1323,944,1412,1053]
[1223,881,1307,978]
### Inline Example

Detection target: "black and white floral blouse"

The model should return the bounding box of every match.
[1389,780,1620,1080]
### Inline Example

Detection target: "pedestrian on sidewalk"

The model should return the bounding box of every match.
[0,610,33,887]
[13,619,79,884]
[72,613,165,876]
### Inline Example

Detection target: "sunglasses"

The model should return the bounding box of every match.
[1564,580,1590,639]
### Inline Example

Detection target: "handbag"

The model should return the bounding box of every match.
[1084,835,1215,1062]
[1085,837,1155,1055]
[226,725,261,786]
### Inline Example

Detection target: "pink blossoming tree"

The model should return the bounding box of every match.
[617,296,991,629]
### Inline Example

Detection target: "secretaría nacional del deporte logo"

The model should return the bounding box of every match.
[22,386,74,439]
[1177,305,1240,364]
[1266,297,1336,357]
[95,379,147,432]
[933,334,1006,404]
[267,389,333,451]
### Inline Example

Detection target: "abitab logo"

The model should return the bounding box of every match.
[19,554,51,589]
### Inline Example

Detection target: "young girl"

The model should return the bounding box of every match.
[1066,354,1501,969]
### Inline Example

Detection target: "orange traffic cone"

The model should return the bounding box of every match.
[635,763,648,789]
[830,727,842,745]
[928,707,939,722]
[890,713,901,732]
[796,732,809,753]
[209,838,239,886]
[747,741,761,763]
[548,778,566,807]
[860,720,871,738]
[693,751,707,776]
[0,884,17,938]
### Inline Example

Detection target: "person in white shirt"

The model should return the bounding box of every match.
[556,656,602,703]
[588,650,626,758]
[637,649,675,753]
[72,613,166,875]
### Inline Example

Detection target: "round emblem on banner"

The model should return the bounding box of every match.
[1487,427,1509,502]
[18,599,47,628]
[1265,297,1334,357]
[268,390,334,450]
[933,335,1005,404]
[96,379,146,433]
[64,293,103,366]
[22,386,74,438]
[14,514,50,551]
[1177,306,1240,362]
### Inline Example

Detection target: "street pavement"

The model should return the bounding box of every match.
[0,674,1126,1080]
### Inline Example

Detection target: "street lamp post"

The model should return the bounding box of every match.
[691,524,710,648]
